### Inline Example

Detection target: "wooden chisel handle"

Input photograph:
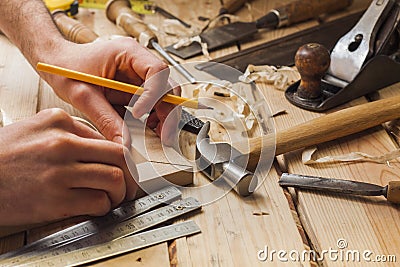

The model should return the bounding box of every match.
[256,0,353,28]
[106,0,157,48]
[52,10,99,44]
[219,0,248,15]
[245,94,400,170]
[387,181,400,204]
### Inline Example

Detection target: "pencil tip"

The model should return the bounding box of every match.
[198,103,213,110]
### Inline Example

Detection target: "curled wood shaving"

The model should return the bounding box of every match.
[302,146,400,165]
[173,35,211,60]
[239,64,300,90]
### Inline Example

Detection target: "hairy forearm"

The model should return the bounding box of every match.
[0,0,67,66]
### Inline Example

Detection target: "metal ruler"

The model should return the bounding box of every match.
[78,0,153,14]
[21,221,200,267]
[1,186,181,258]
[1,197,201,266]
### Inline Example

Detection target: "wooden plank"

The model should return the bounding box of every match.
[262,73,400,266]
[0,34,40,244]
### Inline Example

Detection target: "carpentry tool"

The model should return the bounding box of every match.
[0,196,201,265]
[144,3,191,28]
[285,0,400,111]
[79,0,152,14]
[105,0,196,84]
[196,93,400,197]
[8,221,200,267]
[51,10,99,43]
[45,0,79,16]
[199,0,249,32]
[279,173,400,204]
[0,186,181,258]
[36,62,212,110]
[195,11,364,81]
[165,0,353,59]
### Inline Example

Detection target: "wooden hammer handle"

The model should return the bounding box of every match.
[246,94,400,169]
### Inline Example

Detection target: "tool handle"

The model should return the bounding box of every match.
[387,181,400,204]
[245,94,400,170]
[219,0,248,15]
[106,0,157,48]
[256,0,353,28]
[52,10,99,43]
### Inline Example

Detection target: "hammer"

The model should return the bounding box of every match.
[196,44,400,196]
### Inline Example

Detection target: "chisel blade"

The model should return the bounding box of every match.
[279,173,386,197]
[165,22,259,59]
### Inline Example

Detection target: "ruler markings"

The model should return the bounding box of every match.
[1,197,201,266]
[0,186,180,258]
[21,221,200,267]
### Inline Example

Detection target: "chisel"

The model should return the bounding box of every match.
[279,173,400,204]
[166,0,354,59]
[105,0,197,84]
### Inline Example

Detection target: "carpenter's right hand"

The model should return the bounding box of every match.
[0,108,138,226]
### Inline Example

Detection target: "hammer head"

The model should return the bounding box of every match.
[196,121,257,196]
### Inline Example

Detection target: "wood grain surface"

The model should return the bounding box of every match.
[1,0,399,266]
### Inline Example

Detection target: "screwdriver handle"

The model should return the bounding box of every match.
[219,0,248,15]
[106,0,157,48]
[387,181,400,204]
[257,0,353,28]
[52,10,99,44]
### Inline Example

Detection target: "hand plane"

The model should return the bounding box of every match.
[285,0,400,111]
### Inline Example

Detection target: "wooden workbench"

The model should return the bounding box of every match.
[1,0,399,266]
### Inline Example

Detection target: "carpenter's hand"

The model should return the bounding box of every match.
[0,109,138,225]
[39,37,180,147]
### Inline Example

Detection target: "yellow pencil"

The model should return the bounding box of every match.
[36,62,212,110]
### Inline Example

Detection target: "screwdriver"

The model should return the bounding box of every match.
[279,173,400,204]
[105,0,196,84]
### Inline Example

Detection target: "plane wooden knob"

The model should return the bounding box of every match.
[295,43,330,99]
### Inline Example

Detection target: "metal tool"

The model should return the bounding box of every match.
[105,0,196,84]
[196,93,400,197]
[144,4,191,28]
[79,0,153,14]
[279,173,400,204]
[0,197,201,265]
[15,221,200,267]
[0,186,181,258]
[195,11,364,82]
[196,122,257,197]
[285,0,400,111]
[165,0,353,59]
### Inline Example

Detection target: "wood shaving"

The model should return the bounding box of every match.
[302,146,400,165]
[239,64,300,90]
[207,14,239,29]
[162,19,196,37]
[173,35,211,60]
